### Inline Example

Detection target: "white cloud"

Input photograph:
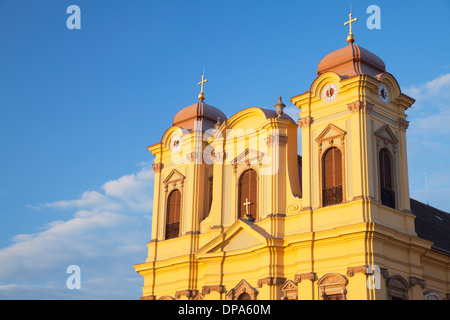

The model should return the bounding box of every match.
[43,190,122,211]
[405,73,450,112]
[404,74,450,212]
[102,168,154,212]
[0,163,155,299]
[40,165,154,213]
[409,110,450,134]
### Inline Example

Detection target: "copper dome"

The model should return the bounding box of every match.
[317,43,386,79]
[172,100,227,131]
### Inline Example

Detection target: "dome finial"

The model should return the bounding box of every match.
[344,12,357,44]
[198,73,208,101]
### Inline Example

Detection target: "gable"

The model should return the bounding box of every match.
[316,124,346,142]
[222,229,261,252]
[196,219,276,256]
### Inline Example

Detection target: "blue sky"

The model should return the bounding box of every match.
[0,0,449,299]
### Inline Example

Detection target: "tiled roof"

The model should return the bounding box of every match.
[410,199,450,253]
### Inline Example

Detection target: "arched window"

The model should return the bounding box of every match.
[317,273,348,300]
[237,292,251,300]
[322,147,343,207]
[225,279,259,300]
[238,169,257,220]
[386,275,409,300]
[379,148,395,209]
[166,189,181,239]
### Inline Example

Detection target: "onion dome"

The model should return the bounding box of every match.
[172,100,227,131]
[317,43,386,79]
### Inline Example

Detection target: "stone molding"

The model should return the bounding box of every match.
[202,285,226,294]
[409,276,426,289]
[175,289,198,299]
[257,277,286,288]
[152,163,163,173]
[347,265,369,277]
[348,100,374,114]
[397,118,410,131]
[266,135,288,147]
[298,116,313,128]
[294,272,316,283]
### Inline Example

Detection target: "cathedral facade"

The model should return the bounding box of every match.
[133,22,450,300]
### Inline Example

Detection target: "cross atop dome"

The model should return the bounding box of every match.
[344,12,357,44]
[198,74,208,101]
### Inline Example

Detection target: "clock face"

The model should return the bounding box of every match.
[322,84,338,102]
[171,135,181,151]
[379,84,389,103]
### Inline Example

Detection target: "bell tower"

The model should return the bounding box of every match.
[142,75,227,299]
[290,15,422,299]
[291,15,415,232]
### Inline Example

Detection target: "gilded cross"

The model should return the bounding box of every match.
[243,198,252,216]
[344,13,357,35]
[197,74,208,101]
[198,74,208,94]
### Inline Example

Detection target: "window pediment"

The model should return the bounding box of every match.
[316,124,346,143]
[163,169,185,189]
[226,279,258,300]
[375,125,398,145]
[231,148,264,168]
[281,280,298,300]
[316,124,346,154]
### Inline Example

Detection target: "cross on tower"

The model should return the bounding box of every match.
[197,74,208,101]
[344,12,358,44]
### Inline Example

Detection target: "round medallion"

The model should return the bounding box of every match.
[378,84,389,103]
[322,83,338,102]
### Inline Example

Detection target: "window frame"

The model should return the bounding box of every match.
[162,169,185,241]
[379,148,396,209]
[317,273,348,300]
[237,168,258,220]
[165,189,182,240]
[321,146,344,207]
[316,124,347,208]
[374,125,399,210]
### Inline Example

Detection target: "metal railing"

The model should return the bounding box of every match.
[381,186,395,209]
[165,222,180,240]
[322,185,343,207]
